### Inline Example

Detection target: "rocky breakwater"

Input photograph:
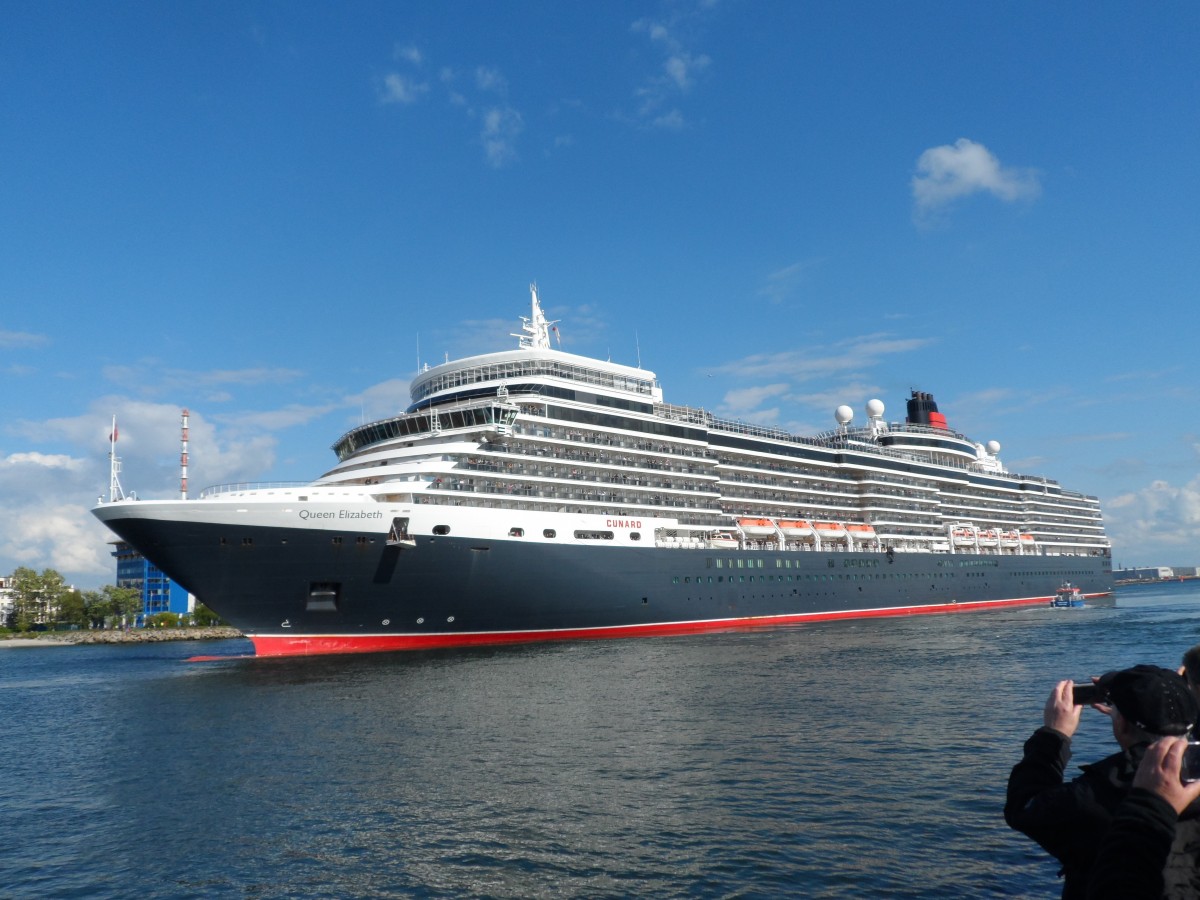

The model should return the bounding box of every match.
[2,627,244,646]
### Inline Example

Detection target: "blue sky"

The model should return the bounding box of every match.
[2,1,1198,587]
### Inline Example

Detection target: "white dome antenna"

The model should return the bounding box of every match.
[865,398,887,438]
[835,405,853,433]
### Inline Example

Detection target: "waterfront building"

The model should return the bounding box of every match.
[1115,566,1176,581]
[0,575,14,626]
[110,541,192,622]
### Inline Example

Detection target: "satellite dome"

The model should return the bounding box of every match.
[835,405,854,425]
[986,440,1001,455]
[866,399,885,418]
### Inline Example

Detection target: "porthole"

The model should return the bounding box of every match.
[417,617,425,624]
[509,527,525,537]
[629,532,641,541]
[433,525,450,535]
[543,529,557,538]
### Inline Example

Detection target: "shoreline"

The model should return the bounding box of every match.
[0,626,245,647]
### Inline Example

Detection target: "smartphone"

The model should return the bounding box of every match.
[1072,683,1105,705]
[1182,742,1200,784]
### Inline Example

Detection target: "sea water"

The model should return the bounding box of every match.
[2,580,1199,899]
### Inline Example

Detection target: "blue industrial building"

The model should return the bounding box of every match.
[111,541,191,621]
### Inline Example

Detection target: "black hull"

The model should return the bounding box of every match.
[102,515,1114,656]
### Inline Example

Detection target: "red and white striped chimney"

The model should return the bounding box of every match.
[181,408,190,499]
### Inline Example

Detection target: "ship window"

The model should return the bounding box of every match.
[509,527,525,537]
[543,529,556,538]
[629,532,641,541]
[242,537,253,546]
[433,525,451,535]
[574,530,615,540]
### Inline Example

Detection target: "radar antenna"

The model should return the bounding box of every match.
[512,283,560,350]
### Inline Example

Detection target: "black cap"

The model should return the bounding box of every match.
[1098,665,1199,737]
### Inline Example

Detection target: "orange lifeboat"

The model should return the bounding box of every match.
[978,530,999,547]
[813,521,848,540]
[777,519,814,538]
[1000,530,1020,548]
[951,527,976,547]
[845,523,876,546]
[737,517,776,537]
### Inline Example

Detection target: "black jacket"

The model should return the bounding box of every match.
[1086,788,1200,900]
[1004,727,1141,900]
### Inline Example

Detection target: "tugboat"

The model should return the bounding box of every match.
[1051,583,1086,608]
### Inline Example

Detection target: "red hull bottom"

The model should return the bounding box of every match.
[245,594,1075,658]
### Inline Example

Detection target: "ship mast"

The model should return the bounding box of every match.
[108,414,125,502]
[513,283,560,350]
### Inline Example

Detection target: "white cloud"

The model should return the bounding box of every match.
[630,16,711,127]
[0,328,48,349]
[100,362,303,396]
[1106,477,1200,565]
[2,504,115,578]
[2,451,86,471]
[481,106,523,168]
[717,383,789,420]
[758,260,819,304]
[653,109,685,130]
[394,43,423,66]
[475,66,508,94]
[713,334,935,382]
[911,138,1040,216]
[348,378,412,423]
[379,72,428,105]
[211,403,338,434]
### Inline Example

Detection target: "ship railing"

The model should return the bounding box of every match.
[198,481,309,498]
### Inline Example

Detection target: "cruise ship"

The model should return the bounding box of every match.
[93,286,1113,657]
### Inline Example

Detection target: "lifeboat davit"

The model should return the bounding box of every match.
[813,521,848,541]
[707,532,739,549]
[951,527,976,547]
[777,519,814,538]
[737,517,776,537]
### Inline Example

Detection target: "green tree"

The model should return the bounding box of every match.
[80,589,113,628]
[191,602,224,626]
[103,585,143,627]
[53,589,88,629]
[10,567,69,631]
